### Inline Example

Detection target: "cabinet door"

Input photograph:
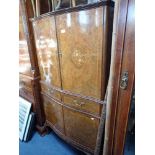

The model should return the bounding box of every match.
[56,7,104,99]
[19,5,31,76]
[32,16,61,89]
[42,95,65,134]
[63,108,99,151]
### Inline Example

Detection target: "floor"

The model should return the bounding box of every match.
[19,130,135,155]
[19,130,85,155]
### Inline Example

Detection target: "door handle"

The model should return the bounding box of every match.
[120,71,128,90]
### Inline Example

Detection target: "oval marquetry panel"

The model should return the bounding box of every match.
[56,7,104,99]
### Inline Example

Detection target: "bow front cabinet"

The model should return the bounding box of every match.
[31,1,114,153]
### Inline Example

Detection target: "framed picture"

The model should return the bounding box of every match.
[19,97,32,141]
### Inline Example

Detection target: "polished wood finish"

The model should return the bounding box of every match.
[42,91,102,119]
[41,91,102,153]
[19,0,45,129]
[25,0,35,18]
[102,0,135,154]
[32,16,62,88]
[19,74,33,90]
[40,81,101,115]
[56,7,103,99]
[42,94,65,134]
[19,87,34,104]
[19,74,34,108]
[63,107,99,151]
[19,4,31,76]
[20,0,40,77]
[40,80,105,104]
[112,0,135,154]
[41,83,62,101]
[32,1,113,153]
[62,94,101,115]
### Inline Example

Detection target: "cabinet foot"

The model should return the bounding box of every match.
[36,123,49,136]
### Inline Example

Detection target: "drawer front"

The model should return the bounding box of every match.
[42,95,64,134]
[19,88,34,104]
[63,108,99,151]
[41,83,61,101]
[62,94,101,115]
[19,75,32,91]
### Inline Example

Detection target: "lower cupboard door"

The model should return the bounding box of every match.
[63,107,99,151]
[42,95,65,134]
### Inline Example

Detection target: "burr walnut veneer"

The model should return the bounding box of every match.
[31,1,114,154]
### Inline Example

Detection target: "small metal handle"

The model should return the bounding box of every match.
[73,100,85,107]
[80,101,85,106]
[73,99,78,104]
[48,88,54,94]
[50,89,54,94]
[58,52,62,57]
[120,71,128,90]
[73,99,80,106]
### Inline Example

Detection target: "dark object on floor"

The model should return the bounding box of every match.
[24,112,36,142]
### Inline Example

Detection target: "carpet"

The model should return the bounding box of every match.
[19,131,85,155]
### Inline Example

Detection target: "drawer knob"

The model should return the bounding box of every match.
[48,88,54,94]
[80,102,85,106]
[73,99,78,104]
[73,99,80,106]
[50,89,54,94]
[73,100,85,107]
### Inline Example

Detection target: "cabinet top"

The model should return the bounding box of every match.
[30,0,114,22]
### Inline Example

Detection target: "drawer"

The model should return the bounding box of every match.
[42,95,65,134]
[19,88,34,104]
[41,83,61,101]
[19,75,33,91]
[63,107,99,151]
[62,94,101,116]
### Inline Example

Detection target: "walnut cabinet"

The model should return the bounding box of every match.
[31,1,114,154]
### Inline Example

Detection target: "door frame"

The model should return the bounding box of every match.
[103,0,135,154]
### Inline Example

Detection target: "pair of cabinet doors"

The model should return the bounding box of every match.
[32,6,110,153]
